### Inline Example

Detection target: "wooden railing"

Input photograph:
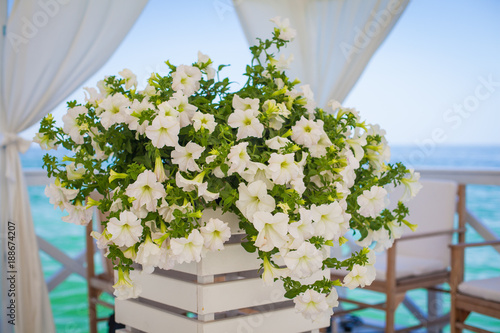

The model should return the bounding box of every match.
[24,167,500,291]
[417,167,500,253]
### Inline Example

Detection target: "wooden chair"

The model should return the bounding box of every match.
[331,179,464,332]
[450,240,500,333]
[86,203,115,333]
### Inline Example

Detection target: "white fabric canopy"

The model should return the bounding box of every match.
[234,0,409,106]
[0,1,148,332]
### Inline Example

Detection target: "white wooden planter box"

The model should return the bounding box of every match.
[115,209,330,333]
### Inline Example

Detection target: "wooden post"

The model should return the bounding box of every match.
[449,245,464,333]
[457,184,466,244]
[86,218,98,333]
[385,244,397,333]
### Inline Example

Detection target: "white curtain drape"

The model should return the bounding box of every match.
[0,1,148,332]
[234,0,409,106]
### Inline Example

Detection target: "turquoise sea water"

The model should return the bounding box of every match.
[21,145,500,333]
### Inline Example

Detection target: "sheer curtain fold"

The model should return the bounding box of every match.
[0,1,148,332]
[234,0,409,107]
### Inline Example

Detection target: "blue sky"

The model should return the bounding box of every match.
[21,0,500,146]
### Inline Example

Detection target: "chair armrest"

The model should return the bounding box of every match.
[448,239,500,291]
[396,228,466,242]
[449,239,500,249]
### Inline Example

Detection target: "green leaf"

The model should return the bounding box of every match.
[241,241,257,253]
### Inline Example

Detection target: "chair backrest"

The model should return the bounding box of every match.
[388,179,458,266]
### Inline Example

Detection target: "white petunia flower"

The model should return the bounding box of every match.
[62,106,88,144]
[357,186,389,218]
[145,115,180,148]
[141,84,158,97]
[262,100,291,130]
[107,211,143,247]
[66,162,85,180]
[158,200,192,222]
[171,141,205,172]
[265,136,291,150]
[311,202,350,241]
[171,65,202,96]
[110,198,123,213]
[269,53,294,72]
[284,242,324,279]
[126,99,154,134]
[200,218,231,251]
[192,111,216,133]
[228,109,264,140]
[118,68,138,90]
[300,85,317,115]
[326,288,340,309]
[227,142,251,175]
[267,153,300,185]
[343,264,374,290]
[125,170,166,211]
[253,211,289,252]
[33,132,58,150]
[197,51,215,80]
[232,95,259,112]
[99,93,131,129]
[157,100,179,118]
[235,180,276,221]
[91,230,111,250]
[288,208,315,249]
[196,181,220,202]
[131,205,149,219]
[328,99,342,112]
[168,92,197,127]
[270,16,297,41]
[45,182,79,211]
[309,133,333,158]
[357,222,405,252]
[262,256,287,286]
[293,289,330,322]
[366,143,391,172]
[175,171,204,192]
[135,236,163,273]
[399,169,423,202]
[291,116,323,148]
[154,155,168,183]
[62,201,92,226]
[83,87,104,106]
[113,269,142,300]
[240,162,273,189]
[174,172,218,202]
[170,229,204,264]
[346,130,367,162]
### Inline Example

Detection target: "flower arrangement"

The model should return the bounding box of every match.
[35,18,421,321]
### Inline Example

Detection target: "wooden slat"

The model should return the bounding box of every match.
[138,273,198,313]
[199,277,286,314]
[456,294,500,318]
[116,299,329,333]
[396,228,465,242]
[460,212,500,253]
[450,240,500,249]
[456,322,496,333]
[141,269,329,315]
[174,243,261,276]
[37,236,86,278]
[417,168,500,186]
[47,249,86,291]
[115,299,198,333]
[201,306,330,333]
